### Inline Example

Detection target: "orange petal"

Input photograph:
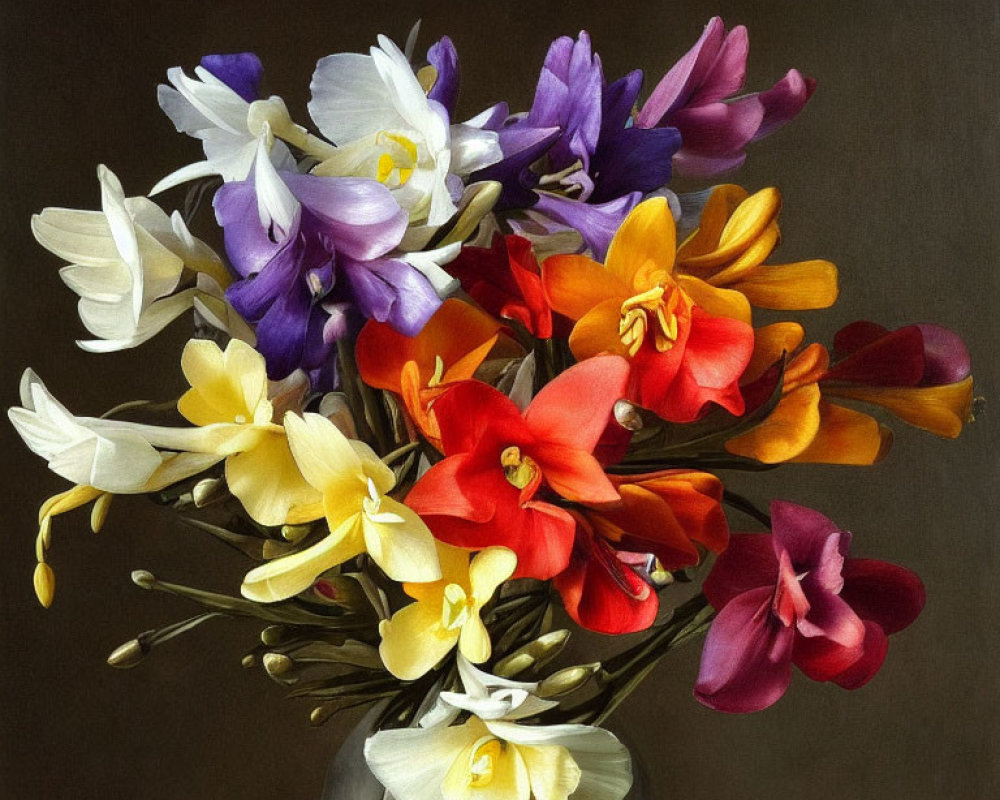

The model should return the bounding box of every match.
[743,323,805,384]
[822,376,973,438]
[729,260,839,310]
[356,298,501,392]
[604,197,677,288]
[568,298,631,360]
[542,253,628,321]
[784,343,830,392]
[703,221,780,284]
[676,275,752,324]
[790,401,892,464]
[726,384,822,463]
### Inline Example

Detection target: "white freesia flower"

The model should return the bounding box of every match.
[152,62,296,194]
[364,655,632,800]
[31,166,231,352]
[308,35,502,227]
[8,370,221,494]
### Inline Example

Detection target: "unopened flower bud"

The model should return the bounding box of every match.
[262,652,294,677]
[537,663,604,699]
[90,492,112,532]
[280,524,312,544]
[107,638,148,669]
[311,575,369,613]
[613,399,643,432]
[33,561,55,608]
[260,625,287,646]
[192,478,225,508]
[494,629,571,678]
[241,653,257,669]
[131,570,156,589]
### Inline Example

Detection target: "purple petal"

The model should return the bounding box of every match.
[532,191,639,260]
[225,240,302,321]
[282,174,406,261]
[427,37,460,116]
[200,53,263,103]
[341,257,441,336]
[474,124,561,210]
[589,126,680,203]
[214,181,297,277]
[671,96,764,158]
[753,69,817,141]
[694,585,795,713]
[688,25,748,107]
[637,17,725,127]
[601,70,643,137]
[769,501,845,572]
[840,558,926,635]
[916,324,972,385]
[253,278,313,380]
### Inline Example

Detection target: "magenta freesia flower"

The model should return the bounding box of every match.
[694,501,924,713]
[637,17,816,177]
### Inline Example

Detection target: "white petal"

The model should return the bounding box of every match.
[485,721,632,800]
[398,242,461,296]
[364,724,471,800]
[309,52,403,144]
[96,165,143,323]
[253,130,298,237]
[150,159,220,195]
[31,209,119,266]
[449,123,502,176]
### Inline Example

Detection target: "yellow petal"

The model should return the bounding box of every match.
[458,612,492,664]
[442,723,531,800]
[225,430,323,526]
[729,260,839,310]
[676,184,749,260]
[178,338,270,426]
[542,254,628,321]
[604,197,676,289]
[34,562,56,608]
[470,547,518,605]
[791,401,892,464]
[283,411,364,495]
[702,220,780,284]
[519,744,582,800]
[726,384,822,463]
[240,515,364,602]
[675,275,752,324]
[822,377,973,438]
[378,601,458,680]
[405,541,470,603]
[361,496,441,582]
[679,187,781,271]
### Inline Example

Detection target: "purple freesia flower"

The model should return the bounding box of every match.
[694,501,924,713]
[215,140,441,386]
[637,17,816,177]
[473,32,681,259]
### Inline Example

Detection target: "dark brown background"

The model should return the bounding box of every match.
[1,1,997,798]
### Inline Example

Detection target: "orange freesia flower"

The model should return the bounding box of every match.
[727,320,972,464]
[554,470,729,634]
[675,184,839,314]
[726,323,891,465]
[356,298,504,447]
[543,197,754,422]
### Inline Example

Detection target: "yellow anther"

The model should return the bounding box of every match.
[468,737,504,788]
[442,582,472,630]
[377,153,395,183]
[427,355,446,388]
[619,283,684,355]
[500,446,538,490]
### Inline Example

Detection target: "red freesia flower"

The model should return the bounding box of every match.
[446,233,565,339]
[405,355,630,580]
[694,501,925,713]
[555,470,729,634]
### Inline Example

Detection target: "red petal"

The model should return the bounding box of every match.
[840,558,926,634]
[554,520,659,635]
[404,453,497,523]
[829,620,890,689]
[525,354,630,451]
[432,380,528,456]
[824,324,925,386]
[533,444,619,504]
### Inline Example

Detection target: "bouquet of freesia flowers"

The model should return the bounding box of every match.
[10,17,976,800]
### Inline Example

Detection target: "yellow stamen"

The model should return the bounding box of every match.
[500,446,538,490]
[618,284,683,356]
[442,582,473,630]
[427,355,446,388]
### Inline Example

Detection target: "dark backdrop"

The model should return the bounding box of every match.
[1,1,997,798]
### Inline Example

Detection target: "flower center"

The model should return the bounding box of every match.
[618,284,683,357]
[500,446,538,490]
[442,582,474,631]
[362,478,404,524]
[467,736,505,788]
[375,131,418,188]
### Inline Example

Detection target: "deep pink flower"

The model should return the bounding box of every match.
[636,17,816,177]
[694,501,924,713]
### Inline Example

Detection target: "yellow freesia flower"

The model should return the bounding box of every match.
[241,412,441,603]
[175,338,323,526]
[379,542,517,680]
